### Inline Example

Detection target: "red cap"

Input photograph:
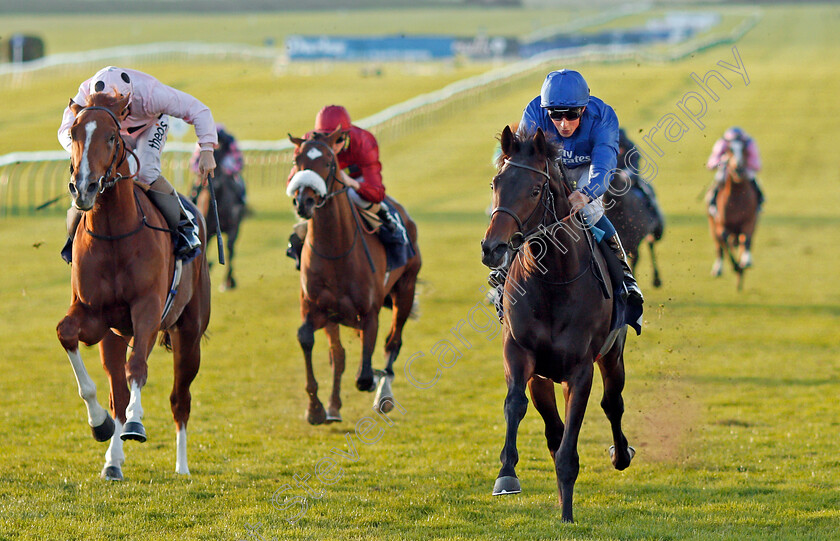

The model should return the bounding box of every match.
[314,105,351,133]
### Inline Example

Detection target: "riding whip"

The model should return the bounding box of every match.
[206,170,225,265]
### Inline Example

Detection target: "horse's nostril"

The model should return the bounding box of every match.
[68,183,78,196]
[292,198,299,208]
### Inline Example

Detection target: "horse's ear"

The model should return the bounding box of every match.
[69,99,82,116]
[534,128,547,158]
[289,134,305,148]
[115,95,130,120]
[325,126,345,145]
[500,124,516,157]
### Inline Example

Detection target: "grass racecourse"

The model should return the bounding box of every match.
[1,4,839,540]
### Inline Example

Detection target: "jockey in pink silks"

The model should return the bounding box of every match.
[58,66,218,263]
[705,126,765,216]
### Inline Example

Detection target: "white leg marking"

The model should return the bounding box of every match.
[740,251,752,268]
[711,258,723,276]
[66,348,108,427]
[373,372,395,413]
[104,418,125,469]
[124,381,144,424]
[175,425,190,475]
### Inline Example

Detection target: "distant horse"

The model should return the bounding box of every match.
[480,126,635,523]
[287,129,421,424]
[707,137,759,290]
[604,171,663,288]
[55,93,211,480]
[194,170,246,290]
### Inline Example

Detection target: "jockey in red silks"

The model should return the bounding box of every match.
[705,126,765,216]
[285,105,402,269]
[58,66,217,263]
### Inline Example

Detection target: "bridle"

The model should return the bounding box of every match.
[71,106,137,193]
[300,138,347,208]
[490,158,572,250]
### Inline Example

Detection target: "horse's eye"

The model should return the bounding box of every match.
[70,163,74,174]
[531,187,541,198]
[108,134,115,144]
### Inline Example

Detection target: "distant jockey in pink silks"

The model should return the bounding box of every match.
[705,126,765,216]
[58,66,218,263]
[189,123,247,205]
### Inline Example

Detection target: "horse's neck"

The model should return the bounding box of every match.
[87,179,138,234]
[309,194,356,246]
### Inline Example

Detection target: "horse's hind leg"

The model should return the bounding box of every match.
[169,326,201,475]
[99,332,130,480]
[528,376,564,462]
[299,319,326,425]
[324,323,345,423]
[597,337,634,472]
[56,303,114,442]
[376,273,417,412]
[648,241,662,288]
[555,362,594,523]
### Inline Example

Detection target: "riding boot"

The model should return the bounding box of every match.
[286,232,304,270]
[376,204,396,233]
[707,184,722,217]
[146,180,201,262]
[605,234,644,306]
[60,206,83,264]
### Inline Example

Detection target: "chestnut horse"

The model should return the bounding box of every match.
[480,126,635,522]
[287,129,421,424]
[604,172,663,288]
[708,137,759,290]
[55,93,211,480]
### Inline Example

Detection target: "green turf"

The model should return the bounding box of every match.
[1,3,839,540]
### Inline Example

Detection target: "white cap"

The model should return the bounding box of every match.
[89,66,133,98]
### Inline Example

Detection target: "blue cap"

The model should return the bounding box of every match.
[723,126,744,141]
[540,69,590,108]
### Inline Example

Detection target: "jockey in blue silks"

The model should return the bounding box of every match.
[517,69,644,305]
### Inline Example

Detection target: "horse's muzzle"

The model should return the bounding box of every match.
[293,193,316,219]
[481,239,510,268]
[68,178,100,211]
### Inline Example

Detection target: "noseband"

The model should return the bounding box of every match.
[72,106,136,193]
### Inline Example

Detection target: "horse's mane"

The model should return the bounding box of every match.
[495,128,564,184]
[85,91,123,109]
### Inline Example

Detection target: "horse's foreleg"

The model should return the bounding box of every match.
[493,339,534,497]
[739,233,753,269]
[555,362,594,523]
[122,306,161,443]
[324,323,345,423]
[648,241,662,288]
[356,313,379,392]
[99,332,129,480]
[298,319,326,425]
[57,303,113,441]
[528,376,564,463]
[375,277,417,412]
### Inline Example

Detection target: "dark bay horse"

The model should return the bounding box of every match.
[604,172,663,288]
[708,137,759,290]
[480,126,635,522]
[287,129,421,424]
[55,93,211,480]
[194,170,246,290]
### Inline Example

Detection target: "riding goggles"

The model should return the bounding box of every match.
[547,107,584,121]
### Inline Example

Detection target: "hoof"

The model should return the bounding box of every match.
[356,376,375,392]
[609,444,636,470]
[306,404,327,425]
[91,414,115,442]
[325,406,342,423]
[100,465,123,481]
[492,476,521,496]
[652,277,662,288]
[711,262,723,277]
[120,421,147,442]
[376,397,395,414]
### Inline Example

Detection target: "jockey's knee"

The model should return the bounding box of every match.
[149,176,176,195]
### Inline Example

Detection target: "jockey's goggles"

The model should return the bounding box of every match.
[547,107,584,121]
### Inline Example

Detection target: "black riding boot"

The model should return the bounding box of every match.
[146,188,201,262]
[60,207,83,264]
[605,234,644,306]
[751,178,765,211]
[376,204,396,233]
[286,232,303,270]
